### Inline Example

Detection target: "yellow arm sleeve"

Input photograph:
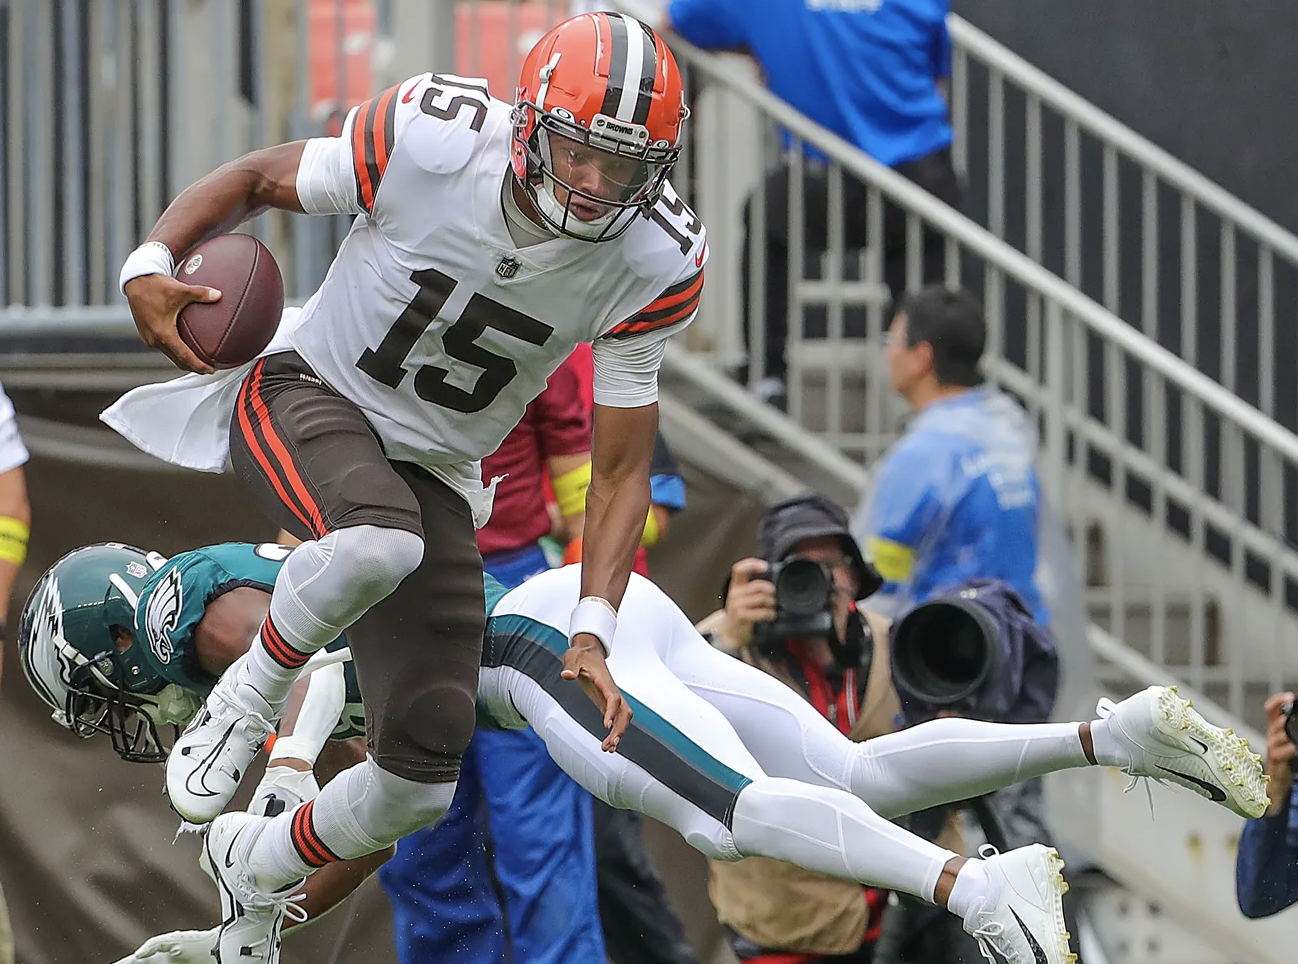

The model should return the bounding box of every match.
[0,516,28,566]
[552,462,593,518]
[866,536,915,583]
[640,506,661,548]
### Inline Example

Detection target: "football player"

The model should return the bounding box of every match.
[20,542,1268,964]
[106,14,706,963]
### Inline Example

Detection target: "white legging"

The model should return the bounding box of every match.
[479,567,1090,903]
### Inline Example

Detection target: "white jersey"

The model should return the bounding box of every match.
[103,73,707,522]
[0,378,29,475]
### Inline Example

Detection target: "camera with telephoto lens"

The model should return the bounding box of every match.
[889,580,1058,726]
[1285,699,1298,755]
[750,554,835,652]
[891,591,996,712]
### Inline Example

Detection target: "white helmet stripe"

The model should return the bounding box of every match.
[616,14,648,122]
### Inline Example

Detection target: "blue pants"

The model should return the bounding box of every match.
[378,542,605,964]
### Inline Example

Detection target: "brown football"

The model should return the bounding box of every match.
[175,234,284,369]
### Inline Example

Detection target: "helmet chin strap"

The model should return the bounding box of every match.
[143,684,203,727]
[533,173,621,239]
[535,52,562,109]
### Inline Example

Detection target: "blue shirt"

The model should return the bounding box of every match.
[853,388,1048,624]
[1236,784,1298,918]
[668,0,953,167]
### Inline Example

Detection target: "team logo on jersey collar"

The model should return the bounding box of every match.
[144,568,183,665]
[497,257,521,279]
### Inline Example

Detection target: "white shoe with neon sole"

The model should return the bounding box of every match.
[1096,685,1268,819]
[965,844,1076,964]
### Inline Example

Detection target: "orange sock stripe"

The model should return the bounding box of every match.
[290,801,339,867]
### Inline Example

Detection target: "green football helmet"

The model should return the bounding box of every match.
[17,542,194,763]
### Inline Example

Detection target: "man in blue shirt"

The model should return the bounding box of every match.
[665,0,962,407]
[1235,690,1298,918]
[852,286,1047,626]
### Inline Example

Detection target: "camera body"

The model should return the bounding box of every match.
[751,554,835,652]
[1285,699,1298,751]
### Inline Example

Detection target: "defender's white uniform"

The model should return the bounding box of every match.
[477,565,1043,873]
[104,73,707,523]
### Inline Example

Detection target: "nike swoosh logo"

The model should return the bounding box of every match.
[223,833,239,870]
[185,722,239,798]
[401,83,418,104]
[1010,908,1049,964]
[694,240,707,268]
[1189,734,1209,753]
[1157,765,1227,801]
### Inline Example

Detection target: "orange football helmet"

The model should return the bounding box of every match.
[512,12,690,241]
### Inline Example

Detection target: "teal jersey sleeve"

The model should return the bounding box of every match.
[134,543,291,698]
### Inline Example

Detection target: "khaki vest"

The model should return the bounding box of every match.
[702,610,963,955]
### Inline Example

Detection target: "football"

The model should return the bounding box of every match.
[175,233,284,369]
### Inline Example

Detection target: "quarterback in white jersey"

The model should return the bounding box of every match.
[107,14,707,964]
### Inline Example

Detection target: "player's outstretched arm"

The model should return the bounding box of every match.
[582,402,656,609]
[123,141,308,373]
[563,401,657,749]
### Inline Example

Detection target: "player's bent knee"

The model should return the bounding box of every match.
[371,680,477,784]
[333,525,425,600]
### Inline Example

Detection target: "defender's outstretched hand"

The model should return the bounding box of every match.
[112,928,219,964]
[563,635,632,751]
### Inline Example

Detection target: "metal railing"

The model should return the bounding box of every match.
[950,14,1298,451]
[644,19,1298,721]
[0,0,373,307]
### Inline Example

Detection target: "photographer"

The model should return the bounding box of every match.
[1235,691,1298,918]
[699,492,973,964]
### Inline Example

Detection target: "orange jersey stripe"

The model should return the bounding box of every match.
[603,269,704,339]
[351,84,402,212]
[351,98,375,211]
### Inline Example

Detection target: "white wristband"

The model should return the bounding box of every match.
[570,596,618,656]
[119,241,175,294]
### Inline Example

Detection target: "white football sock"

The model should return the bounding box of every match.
[248,757,455,888]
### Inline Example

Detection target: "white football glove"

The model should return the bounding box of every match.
[248,763,321,817]
[112,928,219,964]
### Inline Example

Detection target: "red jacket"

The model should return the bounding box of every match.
[478,353,590,556]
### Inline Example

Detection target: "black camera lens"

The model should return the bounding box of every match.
[774,557,832,616]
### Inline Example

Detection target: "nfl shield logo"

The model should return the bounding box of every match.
[126,562,148,579]
[496,257,520,279]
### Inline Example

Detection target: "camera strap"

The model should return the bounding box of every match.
[787,641,858,735]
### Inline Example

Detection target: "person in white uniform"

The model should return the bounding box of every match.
[19,547,1268,964]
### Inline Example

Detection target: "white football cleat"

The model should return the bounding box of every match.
[166,662,277,824]
[965,844,1075,964]
[1096,684,1267,819]
[202,811,306,964]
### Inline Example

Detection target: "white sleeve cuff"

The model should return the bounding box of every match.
[591,335,668,408]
